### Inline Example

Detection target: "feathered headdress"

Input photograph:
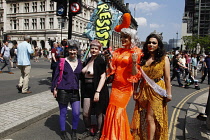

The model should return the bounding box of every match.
[114,13,140,47]
[114,13,131,32]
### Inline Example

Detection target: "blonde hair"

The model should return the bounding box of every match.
[90,40,102,49]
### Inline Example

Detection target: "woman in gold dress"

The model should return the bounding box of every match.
[131,32,172,140]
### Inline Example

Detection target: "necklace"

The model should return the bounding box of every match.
[69,57,77,62]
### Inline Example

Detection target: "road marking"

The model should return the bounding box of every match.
[168,87,209,140]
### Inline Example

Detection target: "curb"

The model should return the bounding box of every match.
[185,92,210,140]
[0,91,58,139]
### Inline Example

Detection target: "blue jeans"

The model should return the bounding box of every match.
[171,68,183,86]
[1,56,11,72]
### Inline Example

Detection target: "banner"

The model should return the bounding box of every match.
[83,1,122,48]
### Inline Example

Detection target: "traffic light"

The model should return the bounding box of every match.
[69,0,82,15]
[56,0,67,17]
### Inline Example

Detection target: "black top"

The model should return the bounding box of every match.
[173,58,180,69]
[81,55,109,115]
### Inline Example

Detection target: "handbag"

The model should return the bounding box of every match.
[106,74,115,84]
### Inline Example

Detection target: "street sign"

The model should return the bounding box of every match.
[56,0,67,17]
[70,2,81,13]
[57,5,65,16]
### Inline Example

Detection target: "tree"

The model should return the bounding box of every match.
[182,36,197,52]
[198,36,210,53]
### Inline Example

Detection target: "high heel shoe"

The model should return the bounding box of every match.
[72,129,77,140]
[60,131,70,140]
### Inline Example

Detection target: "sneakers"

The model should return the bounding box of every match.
[67,106,72,110]
[78,129,90,140]
[8,72,14,74]
[22,91,32,94]
[16,85,22,93]
[179,84,185,87]
[197,113,207,121]
[60,131,70,140]
[92,131,101,140]
[0,71,14,74]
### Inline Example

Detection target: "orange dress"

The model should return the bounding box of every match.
[100,47,142,140]
[131,57,168,140]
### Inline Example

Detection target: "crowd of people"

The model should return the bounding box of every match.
[168,50,210,88]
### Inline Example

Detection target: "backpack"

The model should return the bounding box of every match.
[0,46,6,57]
[56,58,65,86]
[10,48,15,57]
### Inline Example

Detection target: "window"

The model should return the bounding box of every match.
[80,23,82,32]
[40,1,45,11]
[32,19,37,29]
[13,4,16,13]
[0,14,2,22]
[10,19,18,29]
[58,18,65,29]
[32,2,37,12]
[40,18,45,29]
[14,20,17,29]
[10,3,19,13]
[76,21,79,31]
[24,19,29,30]
[50,1,54,11]
[84,11,86,18]
[72,19,74,31]
[49,18,53,29]
[10,20,12,29]
[0,0,3,9]
[25,3,29,13]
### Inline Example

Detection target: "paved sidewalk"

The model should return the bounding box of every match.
[185,92,210,140]
[0,90,58,139]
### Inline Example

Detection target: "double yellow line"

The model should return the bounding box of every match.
[168,87,209,140]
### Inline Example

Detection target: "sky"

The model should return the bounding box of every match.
[123,0,185,43]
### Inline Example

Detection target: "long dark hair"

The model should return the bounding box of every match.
[140,33,165,66]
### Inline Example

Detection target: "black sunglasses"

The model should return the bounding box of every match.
[148,41,157,45]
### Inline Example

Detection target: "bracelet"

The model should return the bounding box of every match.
[167,94,172,98]
[96,91,100,93]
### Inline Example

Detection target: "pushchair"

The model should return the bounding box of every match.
[184,69,200,90]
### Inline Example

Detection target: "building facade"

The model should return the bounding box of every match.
[2,0,138,50]
[182,0,210,37]
[181,0,210,51]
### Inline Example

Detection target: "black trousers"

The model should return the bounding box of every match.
[201,68,210,84]
[171,68,183,86]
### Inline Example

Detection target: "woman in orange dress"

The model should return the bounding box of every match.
[100,13,143,140]
[131,32,172,140]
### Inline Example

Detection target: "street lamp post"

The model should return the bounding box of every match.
[60,17,66,41]
[176,32,178,48]
[61,18,63,41]
[173,38,174,49]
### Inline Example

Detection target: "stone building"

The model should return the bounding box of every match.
[2,0,137,50]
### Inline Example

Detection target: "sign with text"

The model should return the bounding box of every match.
[83,1,122,48]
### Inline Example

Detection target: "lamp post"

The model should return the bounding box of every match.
[176,32,178,48]
[173,38,174,49]
[60,17,66,41]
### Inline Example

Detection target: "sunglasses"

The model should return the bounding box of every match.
[148,41,157,45]
[120,34,130,38]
